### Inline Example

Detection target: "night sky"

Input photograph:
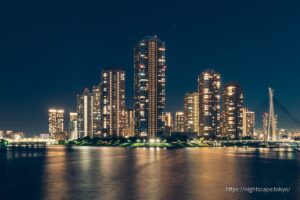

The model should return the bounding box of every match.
[1,0,300,135]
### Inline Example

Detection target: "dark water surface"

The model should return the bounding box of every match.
[0,146,299,200]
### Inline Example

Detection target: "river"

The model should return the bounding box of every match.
[0,146,299,200]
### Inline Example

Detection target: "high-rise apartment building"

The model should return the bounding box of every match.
[175,112,185,132]
[69,112,78,140]
[77,88,93,138]
[134,35,166,138]
[242,108,255,137]
[92,85,101,137]
[124,109,135,137]
[48,109,64,137]
[221,83,244,139]
[163,112,173,136]
[100,69,126,137]
[163,112,173,128]
[184,92,199,133]
[198,69,221,139]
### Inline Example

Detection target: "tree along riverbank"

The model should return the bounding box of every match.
[64,136,210,148]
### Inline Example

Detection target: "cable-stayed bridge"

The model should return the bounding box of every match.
[259,87,300,141]
[216,88,300,150]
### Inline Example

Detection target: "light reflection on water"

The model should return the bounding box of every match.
[0,147,299,200]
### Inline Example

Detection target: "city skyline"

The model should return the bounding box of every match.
[1,0,300,135]
[1,2,300,200]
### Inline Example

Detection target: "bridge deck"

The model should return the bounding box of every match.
[8,141,47,149]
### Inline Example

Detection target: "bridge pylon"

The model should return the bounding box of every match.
[267,87,277,141]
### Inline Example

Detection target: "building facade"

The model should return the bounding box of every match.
[163,112,173,136]
[69,112,78,140]
[48,109,64,137]
[124,109,135,137]
[198,69,221,139]
[77,88,93,138]
[163,112,173,127]
[92,85,101,137]
[134,35,166,139]
[175,112,185,132]
[221,83,244,139]
[100,69,126,137]
[242,108,255,137]
[184,92,199,134]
